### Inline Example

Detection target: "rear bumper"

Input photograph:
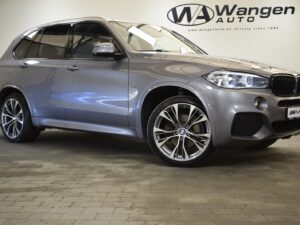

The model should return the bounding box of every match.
[190,79,300,148]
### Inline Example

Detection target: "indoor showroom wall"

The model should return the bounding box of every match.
[0,0,299,71]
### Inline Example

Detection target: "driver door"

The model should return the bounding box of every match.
[57,22,129,127]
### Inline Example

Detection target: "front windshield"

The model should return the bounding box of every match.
[110,21,206,54]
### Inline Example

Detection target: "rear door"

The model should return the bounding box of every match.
[13,24,71,120]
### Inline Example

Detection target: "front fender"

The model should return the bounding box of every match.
[133,81,217,145]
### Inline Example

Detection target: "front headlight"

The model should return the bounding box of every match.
[203,71,269,89]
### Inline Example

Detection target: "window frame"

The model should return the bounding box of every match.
[66,21,127,61]
[13,23,72,60]
[13,21,128,61]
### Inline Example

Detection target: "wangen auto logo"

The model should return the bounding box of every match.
[167,4,215,26]
[167,4,296,26]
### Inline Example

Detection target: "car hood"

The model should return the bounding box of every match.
[141,53,298,78]
[205,56,298,77]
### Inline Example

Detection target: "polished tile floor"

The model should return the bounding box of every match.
[0,130,299,225]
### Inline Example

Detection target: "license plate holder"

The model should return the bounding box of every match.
[287,107,300,119]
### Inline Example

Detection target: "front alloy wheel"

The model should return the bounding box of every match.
[148,96,213,166]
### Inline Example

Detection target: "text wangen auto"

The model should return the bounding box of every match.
[167,4,296,26]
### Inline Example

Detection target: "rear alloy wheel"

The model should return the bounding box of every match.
[0,93,40,143]
[148,96,213,166]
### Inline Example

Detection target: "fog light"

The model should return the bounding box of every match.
[254,97,268,111]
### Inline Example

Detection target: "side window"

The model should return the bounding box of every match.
[26,30,43,58]
[14,30,39,59]
[71,23,118,58]
[38,24,70,59]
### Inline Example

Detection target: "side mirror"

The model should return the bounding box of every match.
[92,42,116,56]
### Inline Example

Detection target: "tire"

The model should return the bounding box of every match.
[250,139,278,150]
[147,96,214,166]
[0,93,40,143]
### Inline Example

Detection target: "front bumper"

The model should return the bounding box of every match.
[190,79,300,148]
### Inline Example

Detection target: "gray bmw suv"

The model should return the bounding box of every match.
[0,17,299,166]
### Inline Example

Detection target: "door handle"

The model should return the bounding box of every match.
[67,65,79,72]
[20,63,29,69]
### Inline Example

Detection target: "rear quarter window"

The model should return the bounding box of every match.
[14,30,39,59]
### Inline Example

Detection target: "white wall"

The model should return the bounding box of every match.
[0,0,299,71]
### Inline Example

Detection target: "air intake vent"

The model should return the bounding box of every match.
[272,119,300,133]
[270,75,296,97]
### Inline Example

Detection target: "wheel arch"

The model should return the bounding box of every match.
[138,82,216,142]
[0,85,34,119]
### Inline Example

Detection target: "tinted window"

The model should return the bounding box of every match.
[14,30,39,59]
[26,30,43,58]
[71,23,117,58]
[38,24,70,59]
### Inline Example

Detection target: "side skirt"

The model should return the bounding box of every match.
[34,118,137,137]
